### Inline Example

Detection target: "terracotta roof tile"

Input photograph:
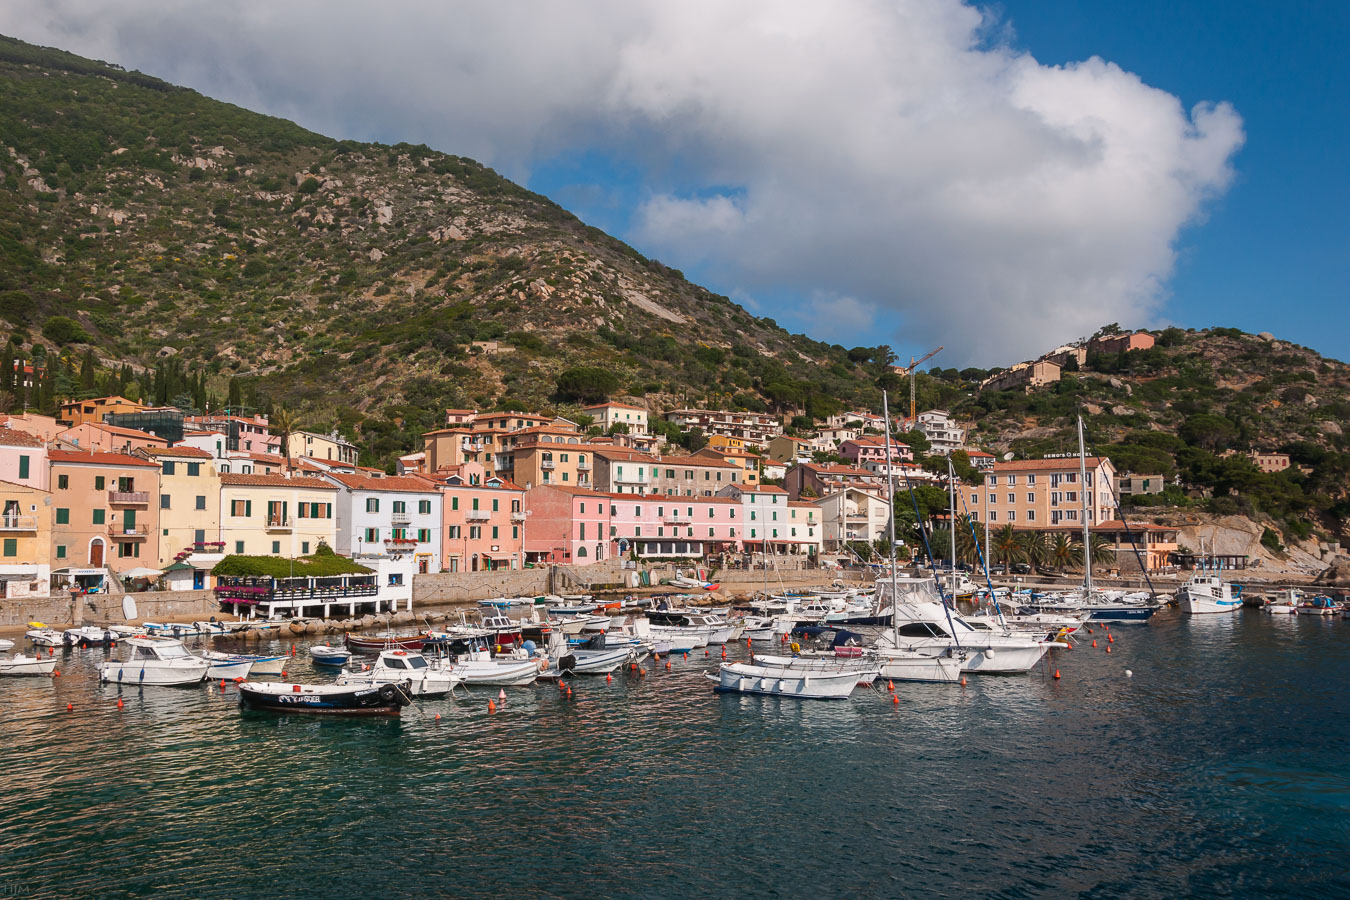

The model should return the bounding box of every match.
[0,428,45,448]
[219,473,336,488]
[49,450,159,468]
[142,446,214,459]
[325,473,441,493]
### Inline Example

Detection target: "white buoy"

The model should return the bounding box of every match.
[1125,669,1133,677]
[498,688,507,701]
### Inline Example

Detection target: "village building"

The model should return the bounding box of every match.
[323,473,444,574]
[218,474,338,559]
[963,456,1117,528]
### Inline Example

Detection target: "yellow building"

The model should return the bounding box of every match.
[707,434,746,452]
[57,395,146,428]
[219,474,338,558]
[140,446,222,567]
[287,429,360,466]
[695,446,761,485]
[0,479,51,598]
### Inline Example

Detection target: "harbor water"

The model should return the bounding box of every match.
[1,610,1347,898]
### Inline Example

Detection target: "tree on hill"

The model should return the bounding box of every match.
[554,367,618,404]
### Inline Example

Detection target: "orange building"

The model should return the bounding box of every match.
[57,395,146,427]
[49,450,161,585]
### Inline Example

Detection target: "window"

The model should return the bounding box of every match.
[57,474,68,490]
[451,497,459,511]
[419,500,431,514]
[56,544,66,559]
[2,539,14,557]
[365,528,379,543]
[187,463,201,477]
[92,509,105,525]
[366,498,379,513]
[512,526,519,539]
[1026,510,1036,522]
[989,511,997,521]
[470,526,481,540]
[272,541,281,554]
[1008,475,1017,486]
[393,501,406,514]
[971,494,978,506]
[118,542,139,558]
[235,541,245,553]
[1007,493,1015,504]
[492,499,499,512]
[449,526,461,539]
[1028,474,1036,485]
[231,499,251,517]
[163,461,176,475]
[1008,511,1016,521]
[95,476,105,491]
[988,475,998,486]
[472,498,479,511]
[161,494,171,509]
[987,494,995,505]
[1027,492,1035,503]
[302,542,310,554]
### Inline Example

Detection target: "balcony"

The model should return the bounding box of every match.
[663,514,692,525]
[510,511,527,522]
[110,523,149,540]
[384,537,418,554]
[576,458,590,470]
[192,541,227,553]
[0,515,38,532]
[540,459,556,470]
[390,512,412,526]
[465,509,491,522]
[265,517,292,532]
[108,491,149,506]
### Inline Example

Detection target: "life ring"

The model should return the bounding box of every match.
[392,650,406,656]
[789,642,801,654]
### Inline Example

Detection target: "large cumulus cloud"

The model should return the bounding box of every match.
[0,0,1243,363]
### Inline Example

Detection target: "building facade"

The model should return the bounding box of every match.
[49,450,161,581]
[218,474,338,558]
[963,457,1117,528]
[325,473,443,574]
[0,479,51,598]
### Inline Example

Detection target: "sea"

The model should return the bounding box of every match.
[0,609,1346,899]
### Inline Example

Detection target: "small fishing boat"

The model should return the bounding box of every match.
[310,645,353,667]
[1178,570,1242,615]
[1263,589,1301,615]
[552,634,637,676]
[344,632,426,651]
[707,662,859,699]
[337,649,461,697]
[237,653,290,676]
[63,625,117,646]
[238,681,411,715]
[199,652,254,680]
[99,638,210,686]
[142,622,205,639]
[0,653,57,676]
[748,652,882,687]
[26,624,64,647]
[0,638,13,652]
[1298,595,1342,616]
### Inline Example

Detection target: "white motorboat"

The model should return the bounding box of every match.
[707,662,859,699]
[338,649,462,698]
[451,649,542,686]
[1264,589,1301,615]
[0,638,13,652]
[199,652,255,680]
[749,652,881,687]
[26,626,64,647]
[1178,570,1242,614]
[552,634,638,675]
[99,638,210,686]
[142,622,205,638]
[63,625,117,646]
[0,653,57,676]
[310,645,354,666]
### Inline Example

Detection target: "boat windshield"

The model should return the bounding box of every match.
[409,657,428,669]
[385,658,408,669]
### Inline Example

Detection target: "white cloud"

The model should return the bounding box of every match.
[0,0,1243,364]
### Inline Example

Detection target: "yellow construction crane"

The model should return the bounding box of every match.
[893,346,943,421]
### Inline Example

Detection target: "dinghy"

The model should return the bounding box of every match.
[238,680,411,715]
[310,645,353,667]
[707,662,859,699]
[0,654,57,676]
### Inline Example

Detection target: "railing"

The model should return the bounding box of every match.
[465,509,491,522]
[540,459,556,469]
[192,541,227,552]
[390,512,412,526]
[265,517,292,531]
[110,523,149,539]
[0,515,38,531]
[108,491,149,505]
[663,514,692,525]
[576,459,590,470]
[510,512,527,522]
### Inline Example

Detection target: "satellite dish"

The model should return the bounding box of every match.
[1002,452,1015,461]
[121,595,138,621]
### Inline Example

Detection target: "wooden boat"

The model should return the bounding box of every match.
[310,645,353,666]
[238,680,411,715]
[0,654,57,676]
[706,662,859,699]
[344,632,427,651]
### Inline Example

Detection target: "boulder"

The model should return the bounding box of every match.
[288,621,306,635]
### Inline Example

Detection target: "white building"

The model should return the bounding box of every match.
[716,484,808,556]
[814,488,892,549]
[324,473,443,574]
[353,552,417,612]
[909,409,965,456]
[584,401,649,436]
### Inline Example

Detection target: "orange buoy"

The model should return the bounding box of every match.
[291,644,296,656]
[705,649,709,657]
[435,713,441,720]
[1106,646,1112,654]
[665,660,672,670]
[1091,640,1098,648]
[1053,669,1061,679]
[683,652,688,660]
[959,676,967,687]
[721,648,727,659]
[48,647,54,656]
[52,670,60,677]
[566,687,573,699]
[488,699,496,713]
[280,671,288,679]
[886,680,894,691]
[220,679,226,689]
[66,702,73,711]
[1108,634,1114,644]
[116,698,123,709]
[606,673,612,683]
[234,676,243,683]
[891,694,899,705]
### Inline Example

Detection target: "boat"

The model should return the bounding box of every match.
[707,662,859,699]
[344,632,427,651]
[239,681,411,715]
[1264,589,1302,615]
[551,634,638,676]
[337,649,461,697]
[0,653,57,676]
[1299,595,1342,616]
[142,621,206,638]
[199,652,254,680]
[748,650,881,687]
[99,638,211,686]
[0,638,12,652]
[26,624,64,647]
[672,571,719,591]
[310,645,354,666]
[421,634,543,686]
[1178,552,1242,614]
[232,653,290,676]
[63,625,118,646]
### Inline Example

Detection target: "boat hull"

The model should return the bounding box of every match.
[344,633,426,651]
[1086,606,1159,624]
[708,664,858,699]
[239,682,407,715]
[457,659,541,686]
[0,655,57,676]
[874,651,964,683]
[99,661,210,686]
[1179,594,1241,614]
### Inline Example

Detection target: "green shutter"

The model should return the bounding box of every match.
[55,508,69,525]
[18,456,28,479]
[3,539,14,557]
[245,500,252,517]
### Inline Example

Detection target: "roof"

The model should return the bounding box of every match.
[590,447,658,462]
[660,454,738,469]
[992,457,1110,472]
[527,484,609,498]
[803,463,880,477]
[0,428,44,448]
[65,422,168,442]
[325,473,441,494]
[787,500,819,508]
[965,450,995,458]
[737,484,787,493]
[219,474,336,489]
[142,446,214,459]
[774,435,812,444]
[59,395,140,407]
[444,408,477,415]
[49,450,158,468]
[584,401,647,412]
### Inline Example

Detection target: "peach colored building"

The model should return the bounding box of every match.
[522,484,612,565]
[0,479,52,598]
[0,428,49,489]
[57,395,145,427]
[218,474,338,558]
[57,422,170,455]
[139,446,222,570]
[1088,332,1156,355]
[431,473,525,572]
[49,449,161,584]
[964,456,1117,529]
[584,401,649,435]
[0,413,62,442]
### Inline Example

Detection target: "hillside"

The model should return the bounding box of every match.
[0,35,886,448]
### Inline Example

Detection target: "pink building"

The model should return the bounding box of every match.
[57,422,170,455]
[0,428,49,489]
[630,495,741,559]
[430,473,525,571]
[522,484,612,565]
[839,435,914,467]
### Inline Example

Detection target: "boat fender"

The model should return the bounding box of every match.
[379,684,398,702]
[537,657,548,671]
[789,642,800,654]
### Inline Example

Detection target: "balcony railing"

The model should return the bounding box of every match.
[576,459,590,470]
[663,514,692,525]
[465,509,491,522]
[192,541,227,552]
[110,523,149,540]
[390,512,412,526]
[265,517,292,532]
[108,491,149,506]
[510,511,527,522]
[0,515,38,532]
[540,459,556,469]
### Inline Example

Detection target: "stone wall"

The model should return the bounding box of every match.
[411,568,550,606]
[0,589,218,630]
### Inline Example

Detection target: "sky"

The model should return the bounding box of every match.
[0,1,1344,368]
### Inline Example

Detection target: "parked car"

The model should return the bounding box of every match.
[1011,563,1032,575]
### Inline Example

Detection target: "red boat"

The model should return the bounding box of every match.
[344,632,428,651]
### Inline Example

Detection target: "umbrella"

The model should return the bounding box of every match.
[120,567,164,579]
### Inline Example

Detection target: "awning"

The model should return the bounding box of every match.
[162,561,195,573]
[51,567,107,577]
[121,567,164,579]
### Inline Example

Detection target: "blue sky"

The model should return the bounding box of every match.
[3,1,1344,366]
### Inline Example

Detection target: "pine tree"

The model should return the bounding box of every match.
[79,349,97,393]
[0,342,13,398]
[227,377,242,411]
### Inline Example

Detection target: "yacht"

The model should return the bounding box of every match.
[338,649,462,697]
[99,638,211,686]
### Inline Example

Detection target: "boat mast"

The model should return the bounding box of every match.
[883,390,899,648]
[949,456,957,601]
[1077,413,1091,595]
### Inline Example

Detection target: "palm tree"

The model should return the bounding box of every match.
[1019,530,1049,571]
[1087,534,1116,568]
[270,406,297,472]
[1048,533,1076,570]
[991,525,1025,567]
